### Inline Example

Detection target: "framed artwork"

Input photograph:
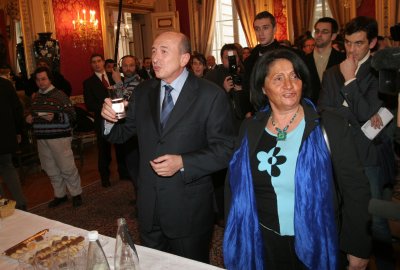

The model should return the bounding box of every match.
[151,11,180,39]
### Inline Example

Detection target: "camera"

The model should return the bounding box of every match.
[371,47,400,94]
[227,50,242,85]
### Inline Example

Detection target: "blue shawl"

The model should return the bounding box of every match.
[223,103,338,270]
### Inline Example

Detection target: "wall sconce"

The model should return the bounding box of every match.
[342,0,350,9]
[72,9,101,50]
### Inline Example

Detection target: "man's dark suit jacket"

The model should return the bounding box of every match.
[138,67,155,80]
[0,77,23,154]
[318,57,383,166]
[105,73,235,238]
[83,72,115,131]
[304,48,345,103]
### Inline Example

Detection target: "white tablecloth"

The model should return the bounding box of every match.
[0,210,224,270]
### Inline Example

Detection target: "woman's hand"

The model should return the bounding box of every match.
[347,254,368,270]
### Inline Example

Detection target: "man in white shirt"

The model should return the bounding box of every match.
[305,17,345,103]
[83,54,130,187]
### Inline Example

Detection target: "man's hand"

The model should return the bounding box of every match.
[41,113,54,122]
[16,134,21,144]
[347,254,369,270]
[150,154,183,177]
[112,68,122,84]
[25,114,33,124]
[101,98,118,123]
[223,76,234,92]
[233,84,243,91]
[370,113,383,129]
[340,55,358,82]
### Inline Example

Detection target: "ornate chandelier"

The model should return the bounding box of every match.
[72,9,101,50]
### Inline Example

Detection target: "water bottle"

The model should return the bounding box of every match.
[86,230,110,270]
[114,218,140,270]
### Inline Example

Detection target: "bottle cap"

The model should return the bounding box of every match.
[117,218,127,226]
[88,230,99,241]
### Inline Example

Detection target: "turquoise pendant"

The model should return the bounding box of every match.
[276,129,287,141]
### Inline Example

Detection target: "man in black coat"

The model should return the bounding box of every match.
[0,73,27,209]
[83,54,129,187]
[243,11,303,92]
[319,16,395,268]
[137,57,155,80]
[101,32,234,263]
[304,17,346,103]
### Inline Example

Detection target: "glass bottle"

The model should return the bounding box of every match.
[86,231,110,270]
[114,218,139,270]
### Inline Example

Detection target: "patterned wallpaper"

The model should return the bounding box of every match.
[274,0,288,41]
[52,0,104,95]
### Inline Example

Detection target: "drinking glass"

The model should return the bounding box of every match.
[108,88,126,119]
[71,247,87,270]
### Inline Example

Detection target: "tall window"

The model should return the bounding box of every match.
[312,0,333,28]
[211,0,247,64]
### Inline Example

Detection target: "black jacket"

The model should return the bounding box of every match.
[105,73,235,238]
[304,49,345,103]
[0,77,24,154]
[225,100,371,259]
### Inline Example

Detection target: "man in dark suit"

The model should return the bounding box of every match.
[101,31,234,263]
[304,17,345,103]
[0,68,27,210]
[319,16,395,268]
[243,11,303,92]
[83,54,129,187]
[137,57,154,80]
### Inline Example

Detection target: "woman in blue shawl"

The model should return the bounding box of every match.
[224,49,371,270]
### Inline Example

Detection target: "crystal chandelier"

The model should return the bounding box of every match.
[72,9,101,50]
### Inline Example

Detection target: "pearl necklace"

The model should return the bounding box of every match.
[270,106,300,141]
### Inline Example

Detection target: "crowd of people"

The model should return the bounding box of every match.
[1,9,400,270]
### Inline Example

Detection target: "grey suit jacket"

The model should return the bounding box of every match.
[105,72,235,238]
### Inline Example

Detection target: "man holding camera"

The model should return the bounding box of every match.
[205,43,252,133]
[204,43,252,227]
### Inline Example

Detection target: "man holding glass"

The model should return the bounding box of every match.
[101,31,234,263]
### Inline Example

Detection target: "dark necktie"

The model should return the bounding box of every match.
[101,74,110,88]
[160,84,174,130]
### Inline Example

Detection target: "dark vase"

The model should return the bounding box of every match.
[33,32,60,72]
[16,37,27,79]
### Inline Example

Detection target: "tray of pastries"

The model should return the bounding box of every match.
[3,229,85,267]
